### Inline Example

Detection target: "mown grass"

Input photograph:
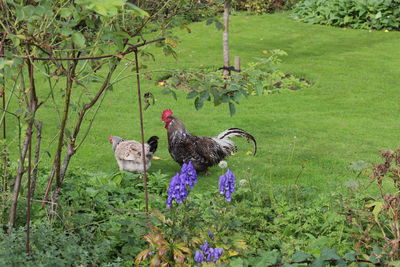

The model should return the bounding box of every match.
[6,12,400,193]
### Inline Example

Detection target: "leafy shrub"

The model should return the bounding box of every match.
[0,222,116,266]
[4,156,394,265]
[234,0,301,14]
[341,149,400,263]
[292,0,400,30]
[162,50,310,116]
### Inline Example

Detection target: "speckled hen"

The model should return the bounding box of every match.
[109,135,158,173]
[161,109,257,173]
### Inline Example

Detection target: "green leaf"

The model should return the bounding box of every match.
[230,257,247,267]
[126,2,149,17]
[255,81,264,95]
[320,248,341,261]
[229,102,236,116]
[343,251,356,262]
[8,34,21,47]
[254,250,280,266]
[199,91,210,101]
[292,251,312,262]
[60,8,73,18]
[375,11,382,19]
[72,32,86,48]
[186,91,198,99]
[206,18,214,25]
[365,201,383,223]
[215,21,224,30]
[348,160,369,172]
[310,258,324,267]
[64,128,71,138]
[85,187,98,197]
[170,90,177,100]
[194,97,204,110]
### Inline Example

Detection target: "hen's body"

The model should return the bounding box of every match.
[162,110,256,172]
[110,136,158,173]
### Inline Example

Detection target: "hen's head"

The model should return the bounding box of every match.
[109,136,123,151]
[161,109,173,128]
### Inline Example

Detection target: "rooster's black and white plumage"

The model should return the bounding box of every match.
[161,109,256,173]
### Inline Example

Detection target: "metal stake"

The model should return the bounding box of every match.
[134,49,149,213]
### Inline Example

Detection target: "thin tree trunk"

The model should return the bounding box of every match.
[53,61,77,188]
[42,60,78,208]
[1,36,6,194]
[30,121,42,199]
[9,124,32,227]
[223,0,230,77]
[26,129,32,255]
[9,57,37,228]
[48,63,118,210]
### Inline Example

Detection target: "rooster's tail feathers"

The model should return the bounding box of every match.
[217,128,257,155]
[147,136,159,153]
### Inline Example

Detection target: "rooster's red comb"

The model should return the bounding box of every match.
[162,109,173,121]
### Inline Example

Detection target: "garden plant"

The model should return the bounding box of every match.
[0,0,400,266]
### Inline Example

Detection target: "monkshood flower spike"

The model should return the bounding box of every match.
[166,161,198,208]
[181,161,198,189]
[218,169,236,202]
[194,241,223,263]
[166,172,188,208]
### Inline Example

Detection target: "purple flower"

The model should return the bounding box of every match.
[206,248,214,262]
[213,247,224,262]
[181,161,198,189]
[218,169,236,202]
[200,240,209,253]
[166,172,188,208]
[196,241,223,263]
[166,161,198,208]
[194,250,204,263]
[208,231,214,239]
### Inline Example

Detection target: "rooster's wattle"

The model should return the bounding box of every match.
[161,109,256,172]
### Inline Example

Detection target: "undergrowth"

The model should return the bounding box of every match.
[1,148,399,265]
[292,0,400,31]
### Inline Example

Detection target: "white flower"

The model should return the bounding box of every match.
[218,161,228,169]
[239,179,248,186]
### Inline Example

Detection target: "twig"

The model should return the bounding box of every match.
[31,121,42,199]
[26,124,32,255]
[0,37,165,61]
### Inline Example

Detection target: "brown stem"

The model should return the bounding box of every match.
[8,124,32,228]
[1,40,5,140]
[71,64,118,142]
[222,0,230,77]
[30,121,42,199]
[0,37,165,61]
[41,166,55,207]
[48,63,119,209]
[42,38,164,210]
[9,57,37,228]
[44,59,78,213]
[1,36,6,195]
[53,59,78,189]
[26,126,32,255]
[134,49,149,213]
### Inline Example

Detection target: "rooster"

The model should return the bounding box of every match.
[161,109,257,173]
[109,135,159,173]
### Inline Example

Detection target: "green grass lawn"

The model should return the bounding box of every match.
[6,12,400,193]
